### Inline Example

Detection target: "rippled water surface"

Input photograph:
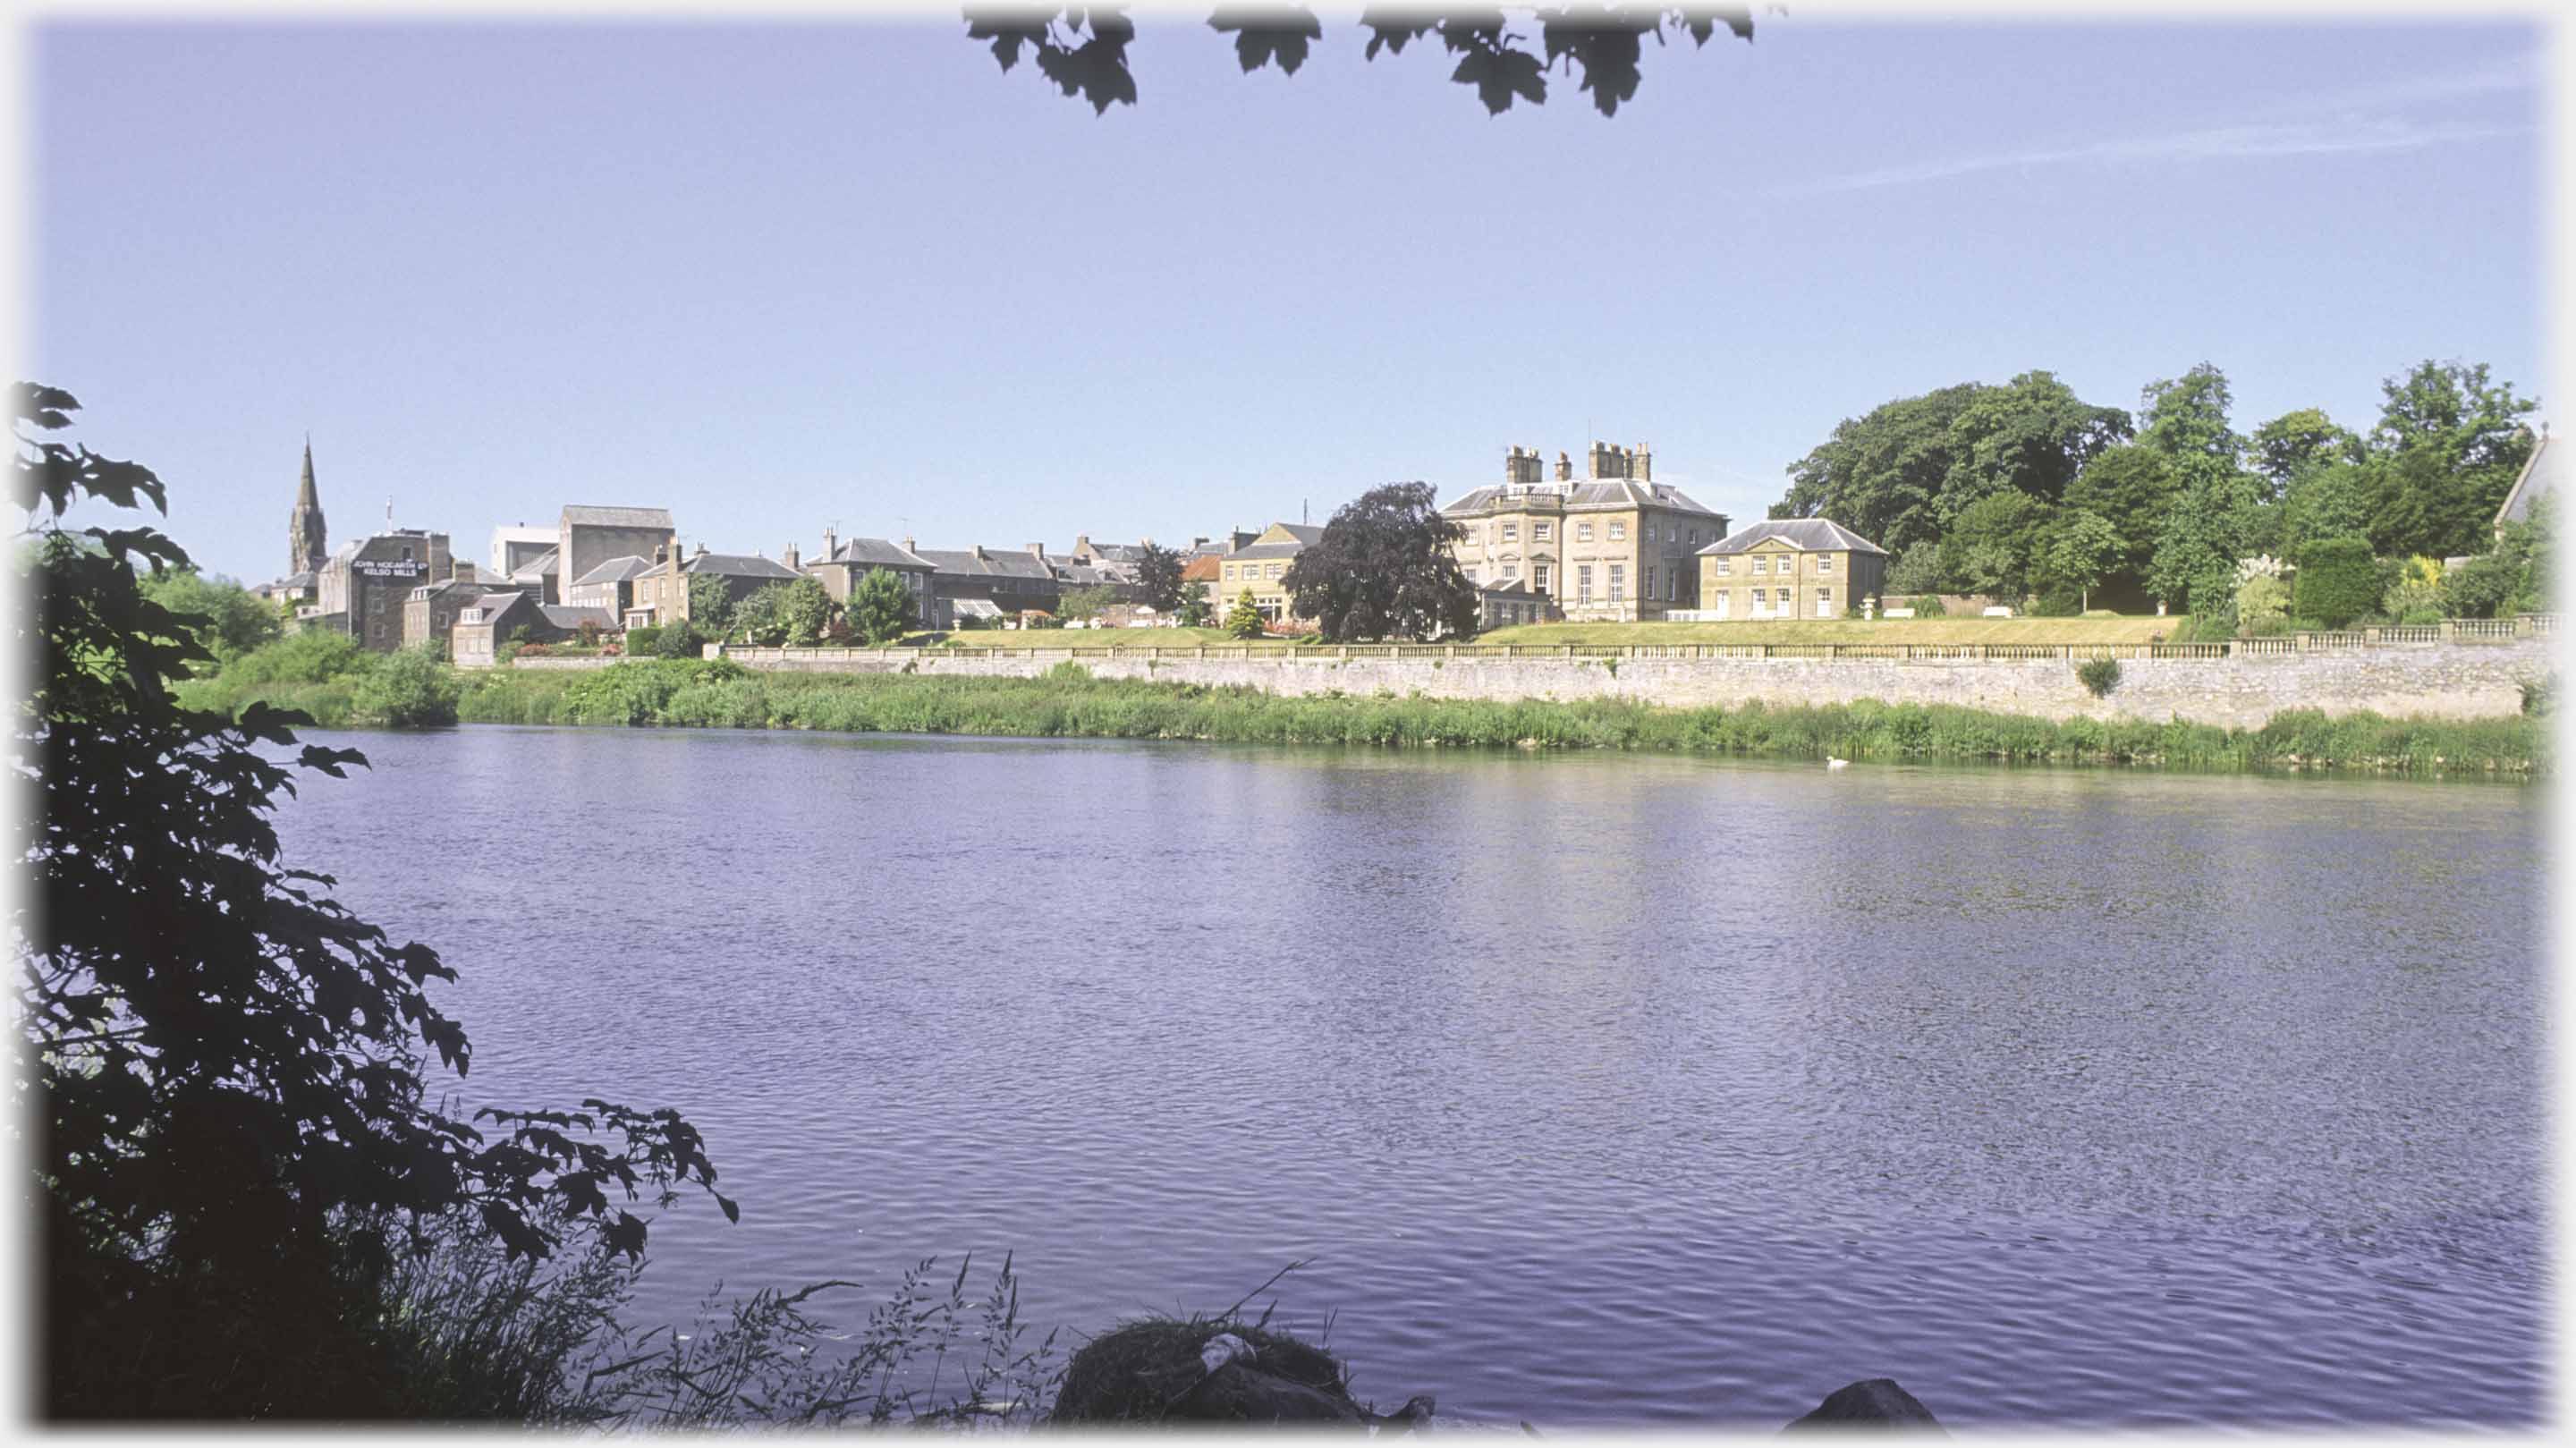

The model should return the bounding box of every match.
[281,727,2551,1427]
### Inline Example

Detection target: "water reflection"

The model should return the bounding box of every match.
[278,728,2547,1427]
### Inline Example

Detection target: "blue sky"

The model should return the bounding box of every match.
[30,13,2551,583]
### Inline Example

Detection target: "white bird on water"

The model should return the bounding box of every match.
[1826,757,1850,769]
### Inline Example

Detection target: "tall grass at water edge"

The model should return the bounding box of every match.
[399,658,2548,775]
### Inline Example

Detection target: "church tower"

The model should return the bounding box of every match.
[288,439,326,575]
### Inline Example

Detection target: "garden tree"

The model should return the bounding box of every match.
[1174,583,1213,627]
[2292,536,2379,629]
[2062,445,2180,592]
[2278,459,2377,560]
[1057,583,1124,622]
[844,566,917,646]
[2362,360,2538,559]
[1881,539,1945,597]
[1282,480,1479,641]
[963,4,1756,117]
[2368,358,2538,467]
[1224,586,1265,638]
[2146,467,2272,615]
[2033,509,2123,612]
[775,577,836,647]
[731,579,833,646]
[136,566,283,670]
[16,384,733,1417]
[2133,363,2277,613]
[1771,382,1981,554]
[686,571,735,636]
[1936,490,2045,601]
[2247,406,2360,500]
[2137,362,2245,468]
[1933,369,2131,527]
[1133,541,1188,612]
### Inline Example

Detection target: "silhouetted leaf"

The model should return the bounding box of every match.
[1209,6,1323,75]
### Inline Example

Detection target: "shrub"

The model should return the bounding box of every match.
[350,643,462,727]
[2075,656,2121,698]
[625,624,664,656]
[1909,595,1946,617]
[575,619,603,648]
[652,619,703,659]
[220,627,369,687]
[2522,673,2557,716]
[1224,589,1265,639]
[2235,575,2290,636]
[2383,556,2445,622]
[2293,536,2378,629]
[2029,589,2081,618]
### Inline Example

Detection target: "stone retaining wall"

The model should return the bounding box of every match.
[714,641,2559,729]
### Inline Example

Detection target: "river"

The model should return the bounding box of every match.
[276,725,2551,1427]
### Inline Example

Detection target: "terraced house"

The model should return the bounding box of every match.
[1694,519,1888,620]
[1208,521,1325,626]
[1441,443,1730,622]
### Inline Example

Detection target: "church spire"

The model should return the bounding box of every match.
[289,436,327,577]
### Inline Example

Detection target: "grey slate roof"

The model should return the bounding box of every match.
[1699,519,1886,557]
[512,548,560,578]
[830,538,936,570]
[463,591,536,624]
[682,552,801,580]
[2495,434,2560,529]
[1053,563,1118,587]
[1225,523,1326,562]
[570,555,656,586]
[540,604,618,631]
[1442,479,1724,517]
[913,547,1058,580]
[562,504,675,529]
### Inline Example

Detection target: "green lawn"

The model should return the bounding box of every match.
[876,615,2193,650]
[1477,616,2191,647]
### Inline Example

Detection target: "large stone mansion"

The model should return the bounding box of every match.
[1440,443,1733,622]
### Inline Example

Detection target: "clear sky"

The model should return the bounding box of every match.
[28,8,2554,584]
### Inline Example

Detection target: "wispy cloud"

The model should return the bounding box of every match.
[1784,57,2537,197]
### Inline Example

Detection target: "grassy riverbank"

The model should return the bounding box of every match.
[191,654,2547,775]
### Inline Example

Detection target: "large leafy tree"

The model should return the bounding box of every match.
[2062,444,2180,593]
[1772,383,1981,555]
[2362,360,2538,559]
[1282,481,1479,641]
[2247,406,2359,501]
[1938,490,2046,601]
[962,4,1757,117]
[18,385,733,1417]
[1935,369,2131,526]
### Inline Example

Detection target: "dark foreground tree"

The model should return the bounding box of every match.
[16,384,733,1418]
[1282,481,1477,641]
[963,4,1756,116]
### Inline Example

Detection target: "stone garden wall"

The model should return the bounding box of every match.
[711,639,2560,729]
